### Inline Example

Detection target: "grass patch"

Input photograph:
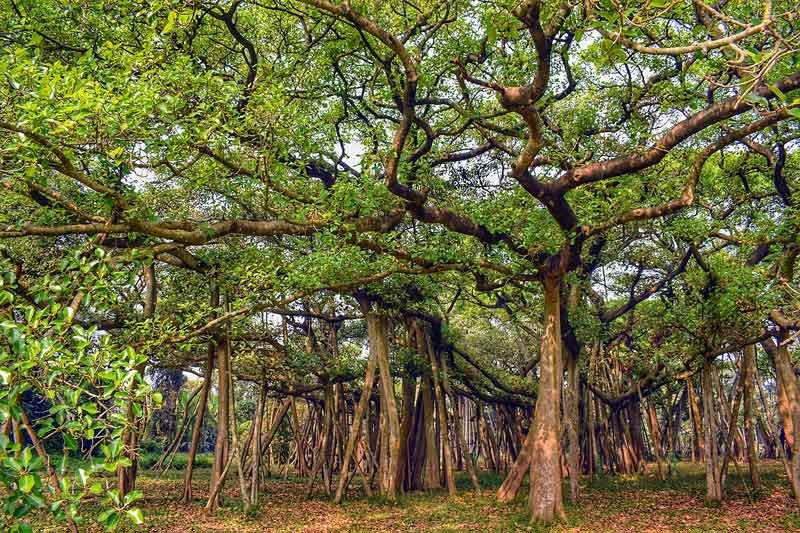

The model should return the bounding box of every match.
[20,461,798,532]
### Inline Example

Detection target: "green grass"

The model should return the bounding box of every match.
[138,451,215,470]
[20,460,799,532]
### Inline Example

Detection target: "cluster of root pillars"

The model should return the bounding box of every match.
[100,288,800,524]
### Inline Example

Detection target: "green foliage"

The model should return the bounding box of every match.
[0,249,156,531]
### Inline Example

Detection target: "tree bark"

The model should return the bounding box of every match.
[208,332,230,512]
[687,377,705,462]
[20,408,78,533]
[367,310,401,499]
[250,384,265,505]
[181,305,216,504]
[497,422,533,502]
[529,276,565,522]
[421,375,441,488]
[742,344,761,490]
[764,334,800,503]
[334,344,378,502]
[427,337,456,496]
[116,263,156,496]
[442,355,480,493]
[565,349,580,502]
[643,394,665,481]
[702,360,722,505]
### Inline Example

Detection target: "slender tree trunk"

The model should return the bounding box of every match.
[182,288,218,503]
[497,422,533,502]
[334,345,378,503]
[427,338,456,496]
[442,355,480,493]
[225,361,254,513]
[11,419,23,458]
[260,398,291,456]
[687,377,705,462]
[645,398,665,480]
[154,383,203,472]
[20,408,79,533]
[477,402,499,472]
[117,263,156,496]
[250,384,265,505]
[307,385,334,496]
[742,344,761,490]
[720,364,744,491]
[181,328,215,503]
[702,360,722,505]
[529,275,565,522]
[565,350,580,502]
[208,333,230,512]
[587,385,597,481]
[290,397,308,477]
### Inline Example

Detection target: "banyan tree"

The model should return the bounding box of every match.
[1,0,799,529]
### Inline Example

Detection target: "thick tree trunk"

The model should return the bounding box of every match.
[421,376,441,488]
[529,276,565,522]
[367,311,402,499]
[764,335,800,503]
[398,375,415,490]
[627,402,647,472]
[742,344,761,490]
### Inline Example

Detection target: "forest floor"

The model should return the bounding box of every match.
[28,458,800,532]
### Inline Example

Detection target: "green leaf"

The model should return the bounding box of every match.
[124,489,143,505]
[162,11,177,34]
[21,446,32,468]
[126,507,144,525]
[0,290,13,305]
[63,433,78,451]
[768,84,786,101]
[19,474,36,493]
[81,402,99,415]
[78,468,89,486]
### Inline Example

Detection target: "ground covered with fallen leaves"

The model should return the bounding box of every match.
[30,460,800,532]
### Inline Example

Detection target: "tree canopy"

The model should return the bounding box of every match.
[1,0,799,530]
